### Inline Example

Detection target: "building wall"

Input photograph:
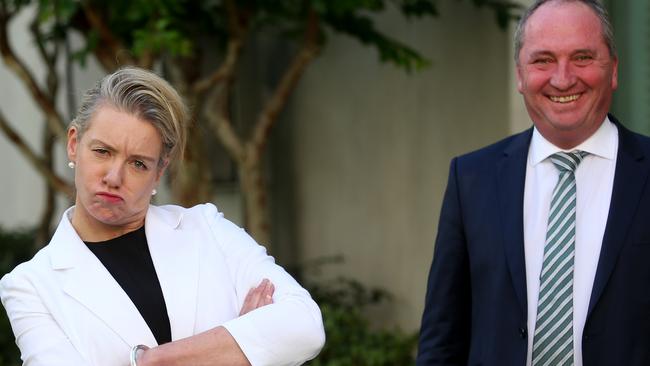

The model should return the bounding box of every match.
[0,7,88,230]
[1,1,535,333]
[275,1,520,330]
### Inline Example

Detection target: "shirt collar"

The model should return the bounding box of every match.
[529,116,618,166]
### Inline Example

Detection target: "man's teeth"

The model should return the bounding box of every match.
[550,94,580,103]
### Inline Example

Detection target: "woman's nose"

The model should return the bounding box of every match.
[102,162,123,188]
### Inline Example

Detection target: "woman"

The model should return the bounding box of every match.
[0,67,325,366]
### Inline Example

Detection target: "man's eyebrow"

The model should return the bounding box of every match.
[527,50,553,58]
[572,48,596,55]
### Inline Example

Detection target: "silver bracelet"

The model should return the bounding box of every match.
[130,344,149,366]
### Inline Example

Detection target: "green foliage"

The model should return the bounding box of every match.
[0,228,36,366]
[470,0,524,28]
[14,0,520,74]
[132,18,193,57]
[305,278,418,365]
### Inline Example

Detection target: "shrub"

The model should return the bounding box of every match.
[305,278,418,366]
[0,228,36,366]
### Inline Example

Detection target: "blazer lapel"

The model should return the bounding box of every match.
[587,119,650,317]
[497,129,533,315]
[145,205,200,341]
[50,209,158,348]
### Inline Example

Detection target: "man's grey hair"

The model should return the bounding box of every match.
[513,0,617,64]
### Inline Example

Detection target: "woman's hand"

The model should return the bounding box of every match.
[136,279,275,365]
[239,278,275,316]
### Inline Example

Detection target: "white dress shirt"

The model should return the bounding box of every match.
[524,118,618,366]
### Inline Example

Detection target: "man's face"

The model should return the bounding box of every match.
[516,1,618,149]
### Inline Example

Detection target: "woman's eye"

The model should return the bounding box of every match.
[133,160,148,170]
[93,148,109,156]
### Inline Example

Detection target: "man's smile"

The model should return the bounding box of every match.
[549,94,581,103]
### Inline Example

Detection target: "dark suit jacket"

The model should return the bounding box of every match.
[417,115,650,366]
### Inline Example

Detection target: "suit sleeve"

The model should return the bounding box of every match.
[0,272,91,366]
[416,157,471,366]
[200,204,325,366]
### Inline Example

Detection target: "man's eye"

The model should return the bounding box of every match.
[534,58,553,64]
[575,55,593,63]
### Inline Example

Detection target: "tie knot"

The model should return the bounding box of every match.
[550,151,588,172]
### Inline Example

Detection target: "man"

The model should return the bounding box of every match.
[417,0,650,365]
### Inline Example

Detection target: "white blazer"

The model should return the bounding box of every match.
[0,204,325,366]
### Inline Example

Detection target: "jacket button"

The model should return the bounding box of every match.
[519,327,527,338]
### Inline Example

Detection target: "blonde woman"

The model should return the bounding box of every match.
[0,67,325,366]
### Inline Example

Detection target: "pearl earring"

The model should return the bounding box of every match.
[68,162,75,169]
[152,189,157,196]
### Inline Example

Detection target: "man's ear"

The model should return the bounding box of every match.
[611,56,619,90]
[67,127,79,162]
[515,64,524,93]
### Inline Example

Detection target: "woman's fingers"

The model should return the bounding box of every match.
[239,279,274,316]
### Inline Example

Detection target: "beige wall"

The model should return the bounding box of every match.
[510,0,536,133]
[0,0,535,333]
[0,7,79,229]
[279,1,517,330]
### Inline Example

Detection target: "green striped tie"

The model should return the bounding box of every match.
[532,150,588,366]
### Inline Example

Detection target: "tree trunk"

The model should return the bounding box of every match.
[239,157,270,247]
[35,128,56,249]
[170,102,216,206]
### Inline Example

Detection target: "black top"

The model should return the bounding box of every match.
[85,226,172,345]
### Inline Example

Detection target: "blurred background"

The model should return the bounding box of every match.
[0,0,647,364]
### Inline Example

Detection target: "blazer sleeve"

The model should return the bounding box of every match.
[200,204,325,366]
[0,271,91,366]
[416,157,471,366]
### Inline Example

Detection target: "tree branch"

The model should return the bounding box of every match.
[0,109,73,197]
[30,16,58,95]
[0,1,15,20]
[192,38,243,95]
[0,13,67,140]
[204,88,245,163]
[192,0,246,95]
[137,49,155,70]
[249,10,321,159]
[80,1,134,68]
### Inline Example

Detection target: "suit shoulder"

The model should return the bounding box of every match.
[155,203,221,216]
[629,129,650,148]
[154,203,244,233]
[0,245,54,290]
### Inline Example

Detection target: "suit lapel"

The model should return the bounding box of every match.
[588,119,650,317]
[51,205,202,346]
[50,210,158,347]
[497,129,533,315]
[145,205,200,341]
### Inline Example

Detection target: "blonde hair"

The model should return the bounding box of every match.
[70,67,188,170]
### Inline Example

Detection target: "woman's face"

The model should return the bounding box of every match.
[67,105,166,238]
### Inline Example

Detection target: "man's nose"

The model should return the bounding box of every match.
[102,162,124,188]
[550,61,576,90]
